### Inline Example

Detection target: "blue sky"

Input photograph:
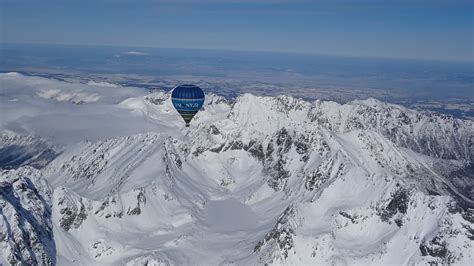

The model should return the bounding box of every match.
[1,0,473,61]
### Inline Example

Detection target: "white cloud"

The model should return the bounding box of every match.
[0,73,158,145]
[125,51,150,56]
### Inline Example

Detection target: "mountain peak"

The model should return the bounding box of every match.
[1,87,474,264]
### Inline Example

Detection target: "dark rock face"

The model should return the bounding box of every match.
[462,208,474,223]
[166,149,183,170]
[447,163,474,208]
[127,190,146,216]
[55,188,88,231]
[339,211,357,224]
[254,206,296,262]
[460,209,474,241]
[275,128,292,154]
[266,158,291,191]
[93,196,123,219]
[0,134,58,170]
[304,155,344,192]
[265,128,331,191]
[385,188,410,216]
[245,141,265,161]
[419,235,455,264]
[0,168,56,265]
[59,203,87,231]
[145,94,167,105]
[378,187,410,226]
[209,125,220,135]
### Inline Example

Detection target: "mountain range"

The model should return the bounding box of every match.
[1,73,473,265]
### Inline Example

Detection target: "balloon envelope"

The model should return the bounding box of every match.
[171,84,205,127]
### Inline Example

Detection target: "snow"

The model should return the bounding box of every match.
[202,199,258,233]
[1,73,473,265]
[86,81,120,88]
[37,88,101,103]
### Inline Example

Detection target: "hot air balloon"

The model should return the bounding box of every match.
[171,84,205,127]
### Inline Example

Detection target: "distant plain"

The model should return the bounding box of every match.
[1,43,473,119]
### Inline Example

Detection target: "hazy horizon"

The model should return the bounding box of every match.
[2,41,473,64]
[2,0,473,62]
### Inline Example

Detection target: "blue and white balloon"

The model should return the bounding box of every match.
[171,84,205,127]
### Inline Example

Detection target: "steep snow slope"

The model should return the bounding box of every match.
[0,132,58,170]
[0,167,55,265]
[1,76,473,265]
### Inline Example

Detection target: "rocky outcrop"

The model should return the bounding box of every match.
[0,133,58,170]
[0,167,55,265]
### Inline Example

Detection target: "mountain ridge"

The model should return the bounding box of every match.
[1,90,473,265]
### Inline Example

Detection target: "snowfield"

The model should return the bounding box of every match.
[1,73,473,265]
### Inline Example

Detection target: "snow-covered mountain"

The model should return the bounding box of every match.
[1,74,473,265]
